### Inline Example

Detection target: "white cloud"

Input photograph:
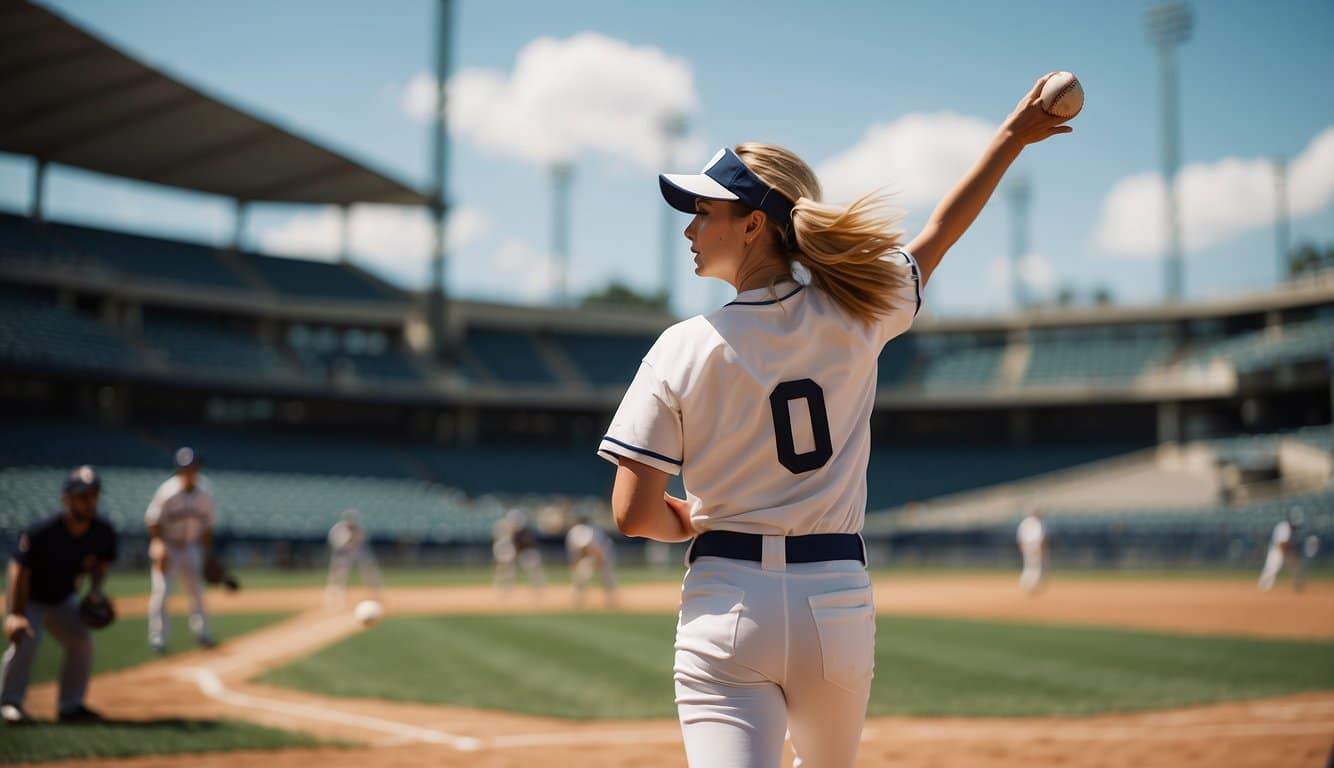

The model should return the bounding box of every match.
[1095,126,1334,259]
[491,237,564,302]
[258,205,490,286]
[986,252,1058,296]
[817,112,996,207]
[401,32,697,169]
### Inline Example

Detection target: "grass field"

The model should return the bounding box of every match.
[261,612,1334,720]
[30,612,291,686]
[0,718,332,764]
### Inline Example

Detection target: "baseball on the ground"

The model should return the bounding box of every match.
[1040,71,1083,119]
[354,599,382,626]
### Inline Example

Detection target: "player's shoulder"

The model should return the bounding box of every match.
[26,511,64,539]
[644,315,719,368]
[90,516,117,539]
[156,474,183,495]
[196,475,215,495]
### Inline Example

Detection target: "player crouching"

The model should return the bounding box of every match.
[565,517,617,608]
[2,466,117,726]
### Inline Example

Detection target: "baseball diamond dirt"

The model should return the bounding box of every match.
[9,573,1334,768]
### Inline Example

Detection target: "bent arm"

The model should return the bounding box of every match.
[611,457,694,543]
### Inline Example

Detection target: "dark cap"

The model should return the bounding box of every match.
[174,446,201,469]
[659,147,796,244]
[63,465,101,495]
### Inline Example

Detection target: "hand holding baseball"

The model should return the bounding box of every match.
[1001,71,1081,147]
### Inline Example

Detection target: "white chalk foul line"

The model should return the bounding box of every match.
[181,667,483,751]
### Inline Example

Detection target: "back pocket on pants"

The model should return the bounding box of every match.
[676,583,744,661]
[808,587,876,692]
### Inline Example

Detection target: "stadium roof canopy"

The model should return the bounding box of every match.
[0,0,434,207]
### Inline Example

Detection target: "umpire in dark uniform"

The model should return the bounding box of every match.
[2,466,117,725]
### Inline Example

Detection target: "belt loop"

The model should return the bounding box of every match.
[761,534,786,572]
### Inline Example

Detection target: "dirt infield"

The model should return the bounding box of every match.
[20,575,1334,767]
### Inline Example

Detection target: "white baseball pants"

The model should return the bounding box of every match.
[326,547,383,606]
[1258,546,1285,591]
[1019,546,1045,593]
[674,547,875,768]
[148,543,211,647]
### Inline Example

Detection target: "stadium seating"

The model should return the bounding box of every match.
[141,310,292,379]
[1024,328,1173,385]
[233,250,401,302]
[919,345,1005,390]
[876,336,916,389]
[0,285,142,372]
[1185,315,1334,374]
[549,332,652,387]
[48,219,249,291]
[461,328,559,385]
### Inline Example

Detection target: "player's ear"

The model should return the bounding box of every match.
[744,209,765,240]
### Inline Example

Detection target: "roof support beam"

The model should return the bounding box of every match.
[0,44,106,87]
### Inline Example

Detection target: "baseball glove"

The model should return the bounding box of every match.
[203,555,241,592]
[78,592,116,630]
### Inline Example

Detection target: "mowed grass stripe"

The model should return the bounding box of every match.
[0,718,336,763]
[262,614,679,718]
[263,613,1334,720]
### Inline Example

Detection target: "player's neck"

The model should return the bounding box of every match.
[62,512,92,536]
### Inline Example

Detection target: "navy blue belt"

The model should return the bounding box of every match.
[688,531,865,565]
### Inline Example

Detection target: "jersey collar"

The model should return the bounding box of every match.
[727,279,803,307]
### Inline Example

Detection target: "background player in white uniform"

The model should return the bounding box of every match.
[1258,516,1299,592]
[1017,509,1048,594]
[325,508,382,607]
[145,447,216,653]
[599,74,1073,768]
[565,516,617,607]
[492,509,543,597]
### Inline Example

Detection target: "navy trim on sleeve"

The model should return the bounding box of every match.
[600,435,683,466]
[725,284,805,307]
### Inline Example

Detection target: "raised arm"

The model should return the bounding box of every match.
[907,72,1074,285]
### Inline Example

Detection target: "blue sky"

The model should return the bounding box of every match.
[2,0,1331,317]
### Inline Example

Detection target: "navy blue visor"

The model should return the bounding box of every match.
[660,148,796,240]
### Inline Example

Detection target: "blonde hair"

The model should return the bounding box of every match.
[733,142,910,328]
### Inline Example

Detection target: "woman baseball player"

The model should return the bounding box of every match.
[599,74,1073,767]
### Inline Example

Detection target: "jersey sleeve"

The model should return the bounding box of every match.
[11,530,35,567]
[144,483,167,527]
[874,248,923,348]
[597,359,684,476]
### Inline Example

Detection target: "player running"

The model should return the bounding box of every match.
[1258,512,1301,592]
[599,74,1073,767]
[565,516,618,607]
[2,466,116,725]
[325,508,383,607]
[145,447,217,653]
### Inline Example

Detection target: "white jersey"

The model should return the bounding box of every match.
[1017,515,1045,550]
[1270,521,1292,549]
[598,250,922,535]
[329,521,366,553]
[145,475,216,546]
[566,523,612,559]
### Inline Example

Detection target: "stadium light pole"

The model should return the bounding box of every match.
[659,113,687,312]
[1272,156,1290,285]
[550,160,574,306]
[428,0,454,361]
[1146,2,1193,304]
[1007,176,1031,311]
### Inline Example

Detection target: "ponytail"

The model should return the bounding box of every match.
[734,143,912,328]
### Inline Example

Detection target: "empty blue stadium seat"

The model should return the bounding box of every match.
[550,332,653,387]
[462,328,558,385]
